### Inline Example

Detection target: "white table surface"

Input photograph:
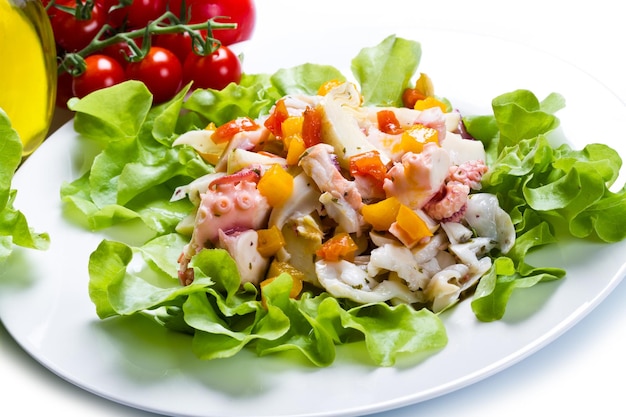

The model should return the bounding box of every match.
[2,0,625,416]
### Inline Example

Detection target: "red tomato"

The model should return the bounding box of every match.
[153,31,195,64]
[107,0,168,29]
[101,38,144,68]
[169,0,256,46]
[126,47,183,104]
[182,45,241,90]
[71,55,126,98]
[47,0,107,52]
[95,0,119,12]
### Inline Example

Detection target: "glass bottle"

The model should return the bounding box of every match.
[0,0,57,156]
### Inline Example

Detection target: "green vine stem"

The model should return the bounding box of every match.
[56,9,236,77]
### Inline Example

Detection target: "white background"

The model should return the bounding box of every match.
[2,0,625,416]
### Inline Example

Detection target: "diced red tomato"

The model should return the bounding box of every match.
[264,99,289,138]
[211,117,259,143]
[402,88,427,109]
[302,106,322,147]
[349,151,387,183]
[377,109,404,135]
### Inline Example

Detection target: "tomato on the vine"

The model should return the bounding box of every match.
[182,45,242,90]
[101,37,144,68]
[94,0,119,13]
[72,55,126,98]
[126,46,183,104]
[153,31,195,64]
[47,0,107,52]
[106,0,169,29]
[169,0,256,46]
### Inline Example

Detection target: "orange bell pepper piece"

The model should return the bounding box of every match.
[315,232,358,262]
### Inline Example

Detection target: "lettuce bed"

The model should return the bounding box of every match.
[0,109,49,264]
[59,35,626,366]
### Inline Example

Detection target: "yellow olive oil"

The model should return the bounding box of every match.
[0,0,57,156]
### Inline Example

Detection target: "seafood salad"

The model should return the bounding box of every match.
[71,35,626,366]
[172,79,515,313]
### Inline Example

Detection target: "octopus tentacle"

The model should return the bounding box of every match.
[423,181,470,222]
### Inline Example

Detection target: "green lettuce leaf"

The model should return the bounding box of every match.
[465,89,626,320]
[351,34,421,107]
[89,239,447,367]
[0,108,49,263]
[62,81,212,235]
[183,64,345,127]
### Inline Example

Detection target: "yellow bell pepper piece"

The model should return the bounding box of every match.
[317,79,344,96]
[256,225,286,258]
[414,73,435,97]
[396,124,439,154]
[266,260,307,282]
[286,136,306,165]
[281,116,304,138]
[257,163,294,207]
[414,96,447,112]
[361,197,402,231]
[392,204,434,244]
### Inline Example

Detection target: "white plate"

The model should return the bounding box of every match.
[2,28,626,417]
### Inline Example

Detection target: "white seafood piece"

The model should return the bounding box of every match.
[425,264,469,312]
[448,237,494,292]
[218,229,269,286]
[300,143,364,233]
[226,148,287,175]
[319,192,363,234]
[268,172,322,231]
[283,94,322,113]
[275,214,323,286]
[323,81,362,107]
[170,172,224,205]
[318,90,389,169]
[411,231,447,264]
[464,193,516,253]
[316,260,420,304]
[357,105,452,141]
[449,237,495,266]
[441,131,486,165]
[383,143,451,209]
[299,144,362,209]
[172,128,226,163]
[215,125,271,172]
[367,243,430,291]
[440,221,473,245]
